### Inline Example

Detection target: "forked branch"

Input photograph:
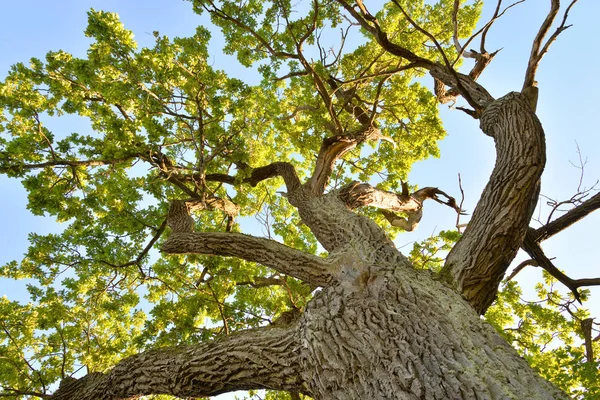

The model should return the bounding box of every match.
[523,0,579,91]
[522,229,600,302]
[531,192,600,243]
[309,126,391,195]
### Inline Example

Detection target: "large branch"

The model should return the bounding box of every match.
[441,92,545,314]
[243,162,302,194]
[162,201,332,287]
[162,231,332,287]
[48,326,303,400]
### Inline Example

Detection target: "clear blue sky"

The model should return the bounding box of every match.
[1,0,599,396]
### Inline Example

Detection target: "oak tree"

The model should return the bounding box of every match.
[1,0,598,399]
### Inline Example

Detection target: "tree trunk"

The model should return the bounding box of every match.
[298,256,566,399]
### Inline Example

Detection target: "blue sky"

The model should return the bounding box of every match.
[1,0,599,396]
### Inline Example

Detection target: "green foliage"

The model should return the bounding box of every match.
[1,1,594,399]
[486,273,599,399]
[408,229,461,272]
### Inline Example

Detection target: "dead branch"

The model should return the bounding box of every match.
[339,181,464,231]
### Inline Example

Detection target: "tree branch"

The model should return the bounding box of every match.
[162,231,331,287]
[531,192,600,242]
[338,181,463,231]
[0,156,137,174]
[441,92,545,314]
[522,0,579,91]
[162,201,332,287]
[243,162,302,194]
[521,228,600,302]
[308,125,388,195]
[48,326,303,399]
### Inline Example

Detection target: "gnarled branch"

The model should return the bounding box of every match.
[442,92,545,314]
[338,181,463,231]
[309,126,388,195]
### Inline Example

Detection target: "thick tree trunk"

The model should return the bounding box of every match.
[299,265,566,399]
[288,190,566,399]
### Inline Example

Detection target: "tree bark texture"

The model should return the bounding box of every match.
[442,92,545,314]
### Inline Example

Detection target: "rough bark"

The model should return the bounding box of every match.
[50,326,303,399]
[162,231,332,287]
[299,261,566,399]
[442,92,545,314]
[339,181,462,231]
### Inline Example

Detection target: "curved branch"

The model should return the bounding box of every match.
[336,0,430,66]
[48,326,303,399]
[339,0,494,112]
[522,229,600,302]
[162,231,332,287]
[163,200,331,287]
[244,162,302,194]
[442,92,545,314]
[309,126,386,195]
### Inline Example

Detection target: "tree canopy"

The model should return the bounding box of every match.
[0,0,598,399]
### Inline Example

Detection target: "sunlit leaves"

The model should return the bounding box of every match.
[486,273,599,399]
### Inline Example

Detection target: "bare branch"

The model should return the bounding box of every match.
[523,0,579,91]
[522,229,600,302]
[455,173,466,232]
[532,192,600,242]
[338,181,463,231]
[505,259,539,282]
